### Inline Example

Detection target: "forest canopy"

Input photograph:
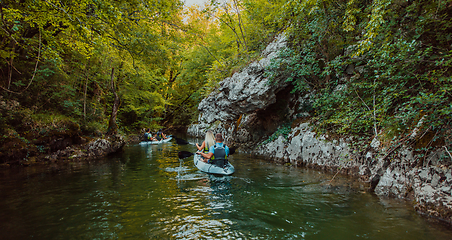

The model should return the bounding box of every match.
[0,0,279,134]
[1,0,451,163]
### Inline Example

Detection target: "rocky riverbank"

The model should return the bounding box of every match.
[187,35,452,224]
[43,134,126,162]
[0,97,127,167]
[251,122,452,224]
[0,133,126,168]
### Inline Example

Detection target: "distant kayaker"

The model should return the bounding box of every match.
[197,133,229,165]
[144,129,157,141]
[154,129,167,140]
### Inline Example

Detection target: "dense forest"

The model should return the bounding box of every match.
[1,0,451,165]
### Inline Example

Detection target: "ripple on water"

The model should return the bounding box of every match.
[175,173,206,181]
[164,166,190,172]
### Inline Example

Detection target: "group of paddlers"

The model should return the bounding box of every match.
[143,128,231,167]
[143,128,168,141]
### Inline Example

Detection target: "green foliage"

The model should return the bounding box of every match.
[261,122,292,145]
[80,120,107,136]
[0,0,286,143]
[265,0,452,152]
[1,0,189,134]
[30,113,72,126]
[190,0,283,88]
[266,0,347,92]
[0,0,449,165]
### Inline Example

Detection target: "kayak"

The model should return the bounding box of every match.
[193,152,235,175]
[139,136,172,145]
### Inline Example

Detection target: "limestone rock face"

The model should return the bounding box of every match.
[254,123,354,171]
[188,34,289,139]
[374,158,452,223]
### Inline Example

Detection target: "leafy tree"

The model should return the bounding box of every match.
[1,0,187,132]
[266,0,451,158]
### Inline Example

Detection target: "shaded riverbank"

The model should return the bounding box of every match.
[0,133,126,168]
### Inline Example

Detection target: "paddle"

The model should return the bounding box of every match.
[177,147,237,159]
[174,137,190,145]
[229,147,236,155]
[178,151,195,159]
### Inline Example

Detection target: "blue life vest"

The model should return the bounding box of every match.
[211,143,228,167]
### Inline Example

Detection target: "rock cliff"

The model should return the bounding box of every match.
[187,35,452,223]
[188,34,312,149]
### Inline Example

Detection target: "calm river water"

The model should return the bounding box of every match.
[1,137,452,239]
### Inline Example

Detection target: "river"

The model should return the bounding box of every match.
[1,136,451,239]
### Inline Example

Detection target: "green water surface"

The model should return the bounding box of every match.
[0,138,451,239]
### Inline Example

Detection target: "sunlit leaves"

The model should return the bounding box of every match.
[0,0,188,131]
[343,0,361,32]
[263,0,451,148]
[353,0,392,57]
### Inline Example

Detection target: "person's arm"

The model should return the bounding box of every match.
[197,151,213,159]
[197,145,214,159]
[225,146,230,156]
[196,141,205,151]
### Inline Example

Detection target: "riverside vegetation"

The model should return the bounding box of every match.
[1,0,451,219]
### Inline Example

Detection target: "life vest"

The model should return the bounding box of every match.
[144,132,151,140]
[156,132,162,140]
[203,145,209,153]
[211,143,228,167]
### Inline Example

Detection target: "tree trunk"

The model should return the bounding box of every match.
[8,43,15,90]
[232,0,248,52]
[107,67,120,135]
[83,59,90,120]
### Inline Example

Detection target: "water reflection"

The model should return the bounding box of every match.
[0,137,451,239]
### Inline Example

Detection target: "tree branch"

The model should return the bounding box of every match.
[444,146,452,160]
[22,29,41,92]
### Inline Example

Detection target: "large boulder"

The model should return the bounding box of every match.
[188,34,289,138]
[45,134,126,161]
